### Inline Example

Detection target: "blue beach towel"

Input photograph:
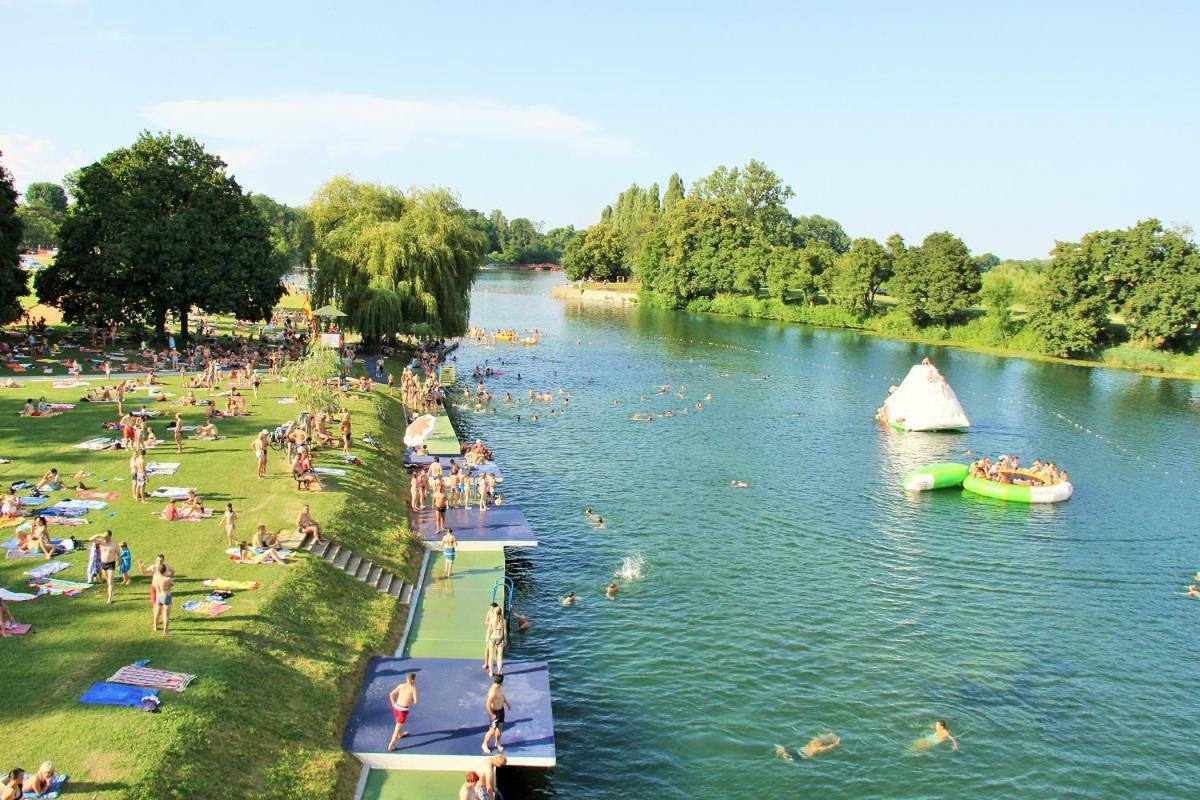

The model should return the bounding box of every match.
[79,681,159,708]
[22,774,68,799]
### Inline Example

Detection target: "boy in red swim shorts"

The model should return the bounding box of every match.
[387,673,418,751]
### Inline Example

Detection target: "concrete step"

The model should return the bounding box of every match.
[324,543,342,564]
[310,538,333,559]
[364,563,381,585]
[377,572,394,594]
[400,583,414,605]
[332,547,351,570]
[353,558,372,581]
[344,554,362,575]
[387,578,405,598]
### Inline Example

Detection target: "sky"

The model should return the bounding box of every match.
[1,0,1197,258]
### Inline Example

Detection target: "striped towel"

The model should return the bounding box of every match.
[108,664,196,692]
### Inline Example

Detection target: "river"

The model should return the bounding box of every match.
[449,270,1200,799]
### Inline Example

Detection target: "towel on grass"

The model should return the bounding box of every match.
[277,397,297,404]
[146,462,180,476]
[20,774,67,799]
[46,403,74,410]
[30,578,91,596]
[202,579,259,590]
[0,588,37,601]
[5,549,41,559]
[0,517,23,529]
[45,517,89,527]
[25,560,70,579]
[180,599,231,616]
[149,487,194,500]
[55,499,107,510]
[80,681,158,707]
[312,467,347,476]
[41,507,88,518]
[77,490,120,500]
[108,664,195,692]
[18,496,49,506]
[164,509,213,521]
[1,622,32,635]
[52,379,89,388]
[76,436,118,450]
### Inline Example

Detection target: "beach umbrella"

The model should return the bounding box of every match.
[403,414,437,447]
[312,304,347,319]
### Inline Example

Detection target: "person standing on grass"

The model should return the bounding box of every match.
[151,562,174,635]
[222,503,238,547]
[441,528,457,578]
[340,410,353,455]
[173,412,183,453]
[386,673,418,750]
[132,448,147,503]
[482,674,511,754]
[251,369,261,399]
[95,530,120,604]
[253,430,269,479]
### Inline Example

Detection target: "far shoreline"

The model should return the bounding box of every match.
[548,281,1200,383]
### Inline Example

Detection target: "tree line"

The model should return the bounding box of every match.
[0,134,545,343]
[563,159,1200,359]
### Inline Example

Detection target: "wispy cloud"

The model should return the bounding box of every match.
[0,133,86,191]
[141,94,635,169]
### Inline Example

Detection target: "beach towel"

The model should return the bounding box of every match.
[19,774,67,799]
[46,403,74,410]
[0,588,36,601]
[0,537,18,549]
[55,499,107,510]
[45,517,89,527]
[277,397,297,404]
[25,560,70,579]
[76,436,118,450]
[77,490,120,501]
[5,549,41,559]
[30,578,91,596]
[80,681,159,707]
[312,467,347,476]
[1,622,32,635]
[146,462,180,477]
[166,508,213,521]
[41,507,88,518]
[52,380,89,388]
[108,664,196,692]
[0,517,23,529]
[149,487,194,500]
[19,495,49,506]
[180,599,231,616]
[202,579,259,590]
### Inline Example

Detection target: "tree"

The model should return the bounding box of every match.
[1100,219,1200,349]
[16,207,58,250]
[25,182,68,214]
[980,271,1016,335]
[828,237,893,317]
[0,152,28,324]
[36,132,284,340]
[973,252,1001,272]
[281,343,343,417]
[1029,237,1110,357]
[662,173,685,213]
[309,178,483,338]
[562,222,626,281]
[794,214,850,255]
[887,232,981,326]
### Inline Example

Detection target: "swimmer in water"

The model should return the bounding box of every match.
[594,516,604,527]
[605,582,618,599]
[695,402,703,410]
[561,592,577,606]
[731,480,750,489]
[774,733,841,761]
[585,507,594,518]
[1180,584,1200,598]
[514,613,530,631]
[704,393,712,401]
[911,719,958,752]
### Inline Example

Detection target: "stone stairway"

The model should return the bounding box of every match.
[302,534,414,604]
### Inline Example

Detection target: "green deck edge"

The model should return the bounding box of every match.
[361,768,465,800]
[404,550,506,659]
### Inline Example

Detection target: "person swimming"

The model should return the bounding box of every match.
[774,733,841,761]
[561,592,577,606]
[605,582,618,599]
[731,480,750,489]
[911,719,958,752]
[1180,584,1200,598]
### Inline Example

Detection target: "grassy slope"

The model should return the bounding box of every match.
[0,372,419,799]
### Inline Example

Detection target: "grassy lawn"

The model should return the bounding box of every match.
[0,366,420,797]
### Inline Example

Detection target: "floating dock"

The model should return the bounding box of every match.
[408,506,537,550]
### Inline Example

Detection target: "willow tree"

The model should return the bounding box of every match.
[309,177,484,341]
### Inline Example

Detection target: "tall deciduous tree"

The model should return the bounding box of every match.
[662,173,685,213]
[562,222,626,281]
[25,182,68,213]
[0,153,28,324]
[35,132,283,340]
[828,237,893,317]
[309,177,483,339]
[1029,237,1111,357]
[887,232,981,326]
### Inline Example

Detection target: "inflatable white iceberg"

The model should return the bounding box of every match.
[879,363,970,432]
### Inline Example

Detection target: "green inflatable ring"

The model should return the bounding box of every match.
[961,475,1073,504]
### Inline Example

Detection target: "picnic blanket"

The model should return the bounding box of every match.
[146,462,180,477]
[29,578,91,596]
[1,622,32,635]
[202,579,259,590]
[80,681,158,707]
[25,560,70,579]
[108,664,196,692]
[55,499,107,511]
[312,467,347,476]
[77,490,120,500]
[0,588,37,601]
[76,436,118,450]
[18,495,49,506]
[180,599,231,616]
[5,549,42,559]
[41,506,88,518]
[149,487,194,500]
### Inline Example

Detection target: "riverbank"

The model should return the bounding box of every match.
[550,280,1200,381]
[0,375,422,799]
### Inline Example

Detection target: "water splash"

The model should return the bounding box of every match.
[616,553,645,582]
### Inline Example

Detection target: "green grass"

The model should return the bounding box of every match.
[0,367,420,798]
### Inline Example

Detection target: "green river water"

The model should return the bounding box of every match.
[449,270,1200,798]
